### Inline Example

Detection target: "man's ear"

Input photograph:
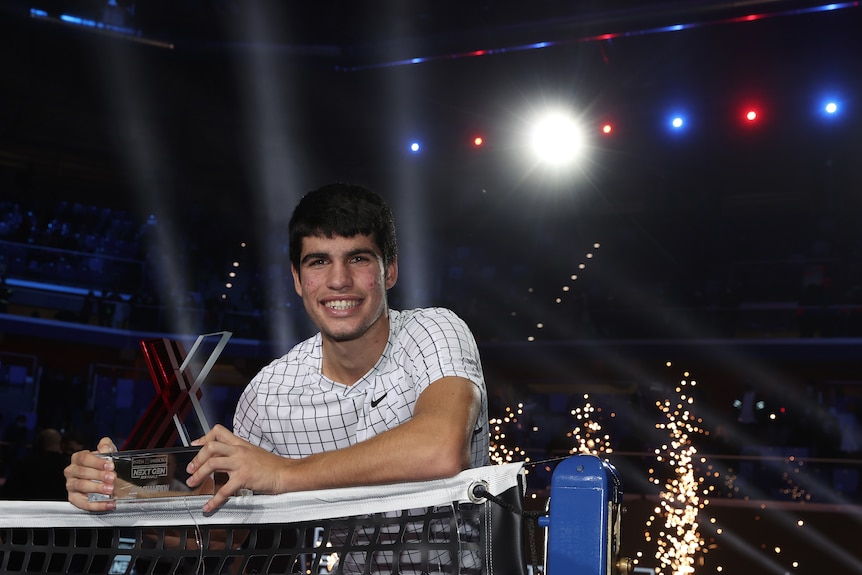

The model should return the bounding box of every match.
[384,258,398,290]
[291,265,303,297]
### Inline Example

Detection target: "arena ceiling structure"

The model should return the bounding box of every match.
[1,1,860,204]
[1,0,861,344]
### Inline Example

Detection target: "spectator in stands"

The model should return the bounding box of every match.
[79,290,96,324]
[98,290,118,327]
[1,428,70,501]
[64,183,489,513]
[831,387,862,457]
[61,431,86,456]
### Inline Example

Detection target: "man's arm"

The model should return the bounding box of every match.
[186,376,482,512]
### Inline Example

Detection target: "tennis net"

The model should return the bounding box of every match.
[0,462,527,575]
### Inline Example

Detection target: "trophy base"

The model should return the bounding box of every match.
[88,446,220,502]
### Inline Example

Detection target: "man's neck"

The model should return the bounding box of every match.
[320,314,391,385]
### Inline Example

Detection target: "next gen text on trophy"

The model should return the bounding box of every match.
[89,331,232,502]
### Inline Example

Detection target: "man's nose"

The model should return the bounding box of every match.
[327,261,352,288]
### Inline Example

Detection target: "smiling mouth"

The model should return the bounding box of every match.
[325,299,360,311]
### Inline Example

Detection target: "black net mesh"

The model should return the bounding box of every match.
[0,499,503,575]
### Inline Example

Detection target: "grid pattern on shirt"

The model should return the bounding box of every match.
[233,307,489,466]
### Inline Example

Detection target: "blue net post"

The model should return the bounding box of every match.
[538,454,624,575]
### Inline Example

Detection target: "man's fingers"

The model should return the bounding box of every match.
[210,424,245,445]
[202,484,233,514]
[193,424,240,446]
[186,460,212,487]
[69,491,116,513]
[97,437,118,453]
[187,441,233,486]
[89,452,115,471]
[203,471,248,514]
[66,451,115,482]
[67,476,115,498]
[65,465,116,486]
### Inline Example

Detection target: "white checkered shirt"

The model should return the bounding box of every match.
[233,307,490,469]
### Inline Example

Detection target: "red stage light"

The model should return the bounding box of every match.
[473,136,484,146]
[602,124,613,134]
[745,110,758,122]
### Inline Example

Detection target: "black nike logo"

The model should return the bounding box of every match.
[371,392,388,407]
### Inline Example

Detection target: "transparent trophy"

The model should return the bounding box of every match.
[89,331,232,502]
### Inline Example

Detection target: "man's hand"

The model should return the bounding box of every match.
[64,437,119,511]
[187,424,290,513]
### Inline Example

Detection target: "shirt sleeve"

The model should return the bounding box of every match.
[398,308,489,467]
[400,307,485,396]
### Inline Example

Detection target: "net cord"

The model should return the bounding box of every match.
[0,462,524,529]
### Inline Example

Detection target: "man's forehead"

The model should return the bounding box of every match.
[300,233,380,254]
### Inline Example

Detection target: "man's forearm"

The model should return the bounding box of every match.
[275,377,480,492]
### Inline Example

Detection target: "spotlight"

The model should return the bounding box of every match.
[409,141,421,153]
[817,95,843,121]
[531,112,583,165]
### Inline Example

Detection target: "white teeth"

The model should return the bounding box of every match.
[326,300,359,310]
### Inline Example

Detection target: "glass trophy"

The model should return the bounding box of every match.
[89,331,232,502]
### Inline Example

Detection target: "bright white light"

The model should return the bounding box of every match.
[531,112,582,165]
[825,101,838,114]
[671,116,684,129]
[410,142,421,153]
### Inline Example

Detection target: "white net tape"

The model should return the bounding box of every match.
[0,462,523,528]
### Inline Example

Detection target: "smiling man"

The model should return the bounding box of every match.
[65,183,489,515]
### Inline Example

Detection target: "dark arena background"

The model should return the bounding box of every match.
[2,1,862,573]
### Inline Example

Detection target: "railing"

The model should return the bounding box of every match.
[0,241,145,294]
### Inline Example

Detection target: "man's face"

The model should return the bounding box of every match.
[292,233,398,343]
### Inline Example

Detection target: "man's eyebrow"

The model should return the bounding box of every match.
[346,247,379,258]
[300,248,378,265]
[300,252,330,265]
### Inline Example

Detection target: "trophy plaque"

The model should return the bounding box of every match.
[89,331,231,503]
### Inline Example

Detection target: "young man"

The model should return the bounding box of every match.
[65,183,489,513]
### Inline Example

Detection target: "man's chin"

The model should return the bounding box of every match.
[321,325,364,343]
